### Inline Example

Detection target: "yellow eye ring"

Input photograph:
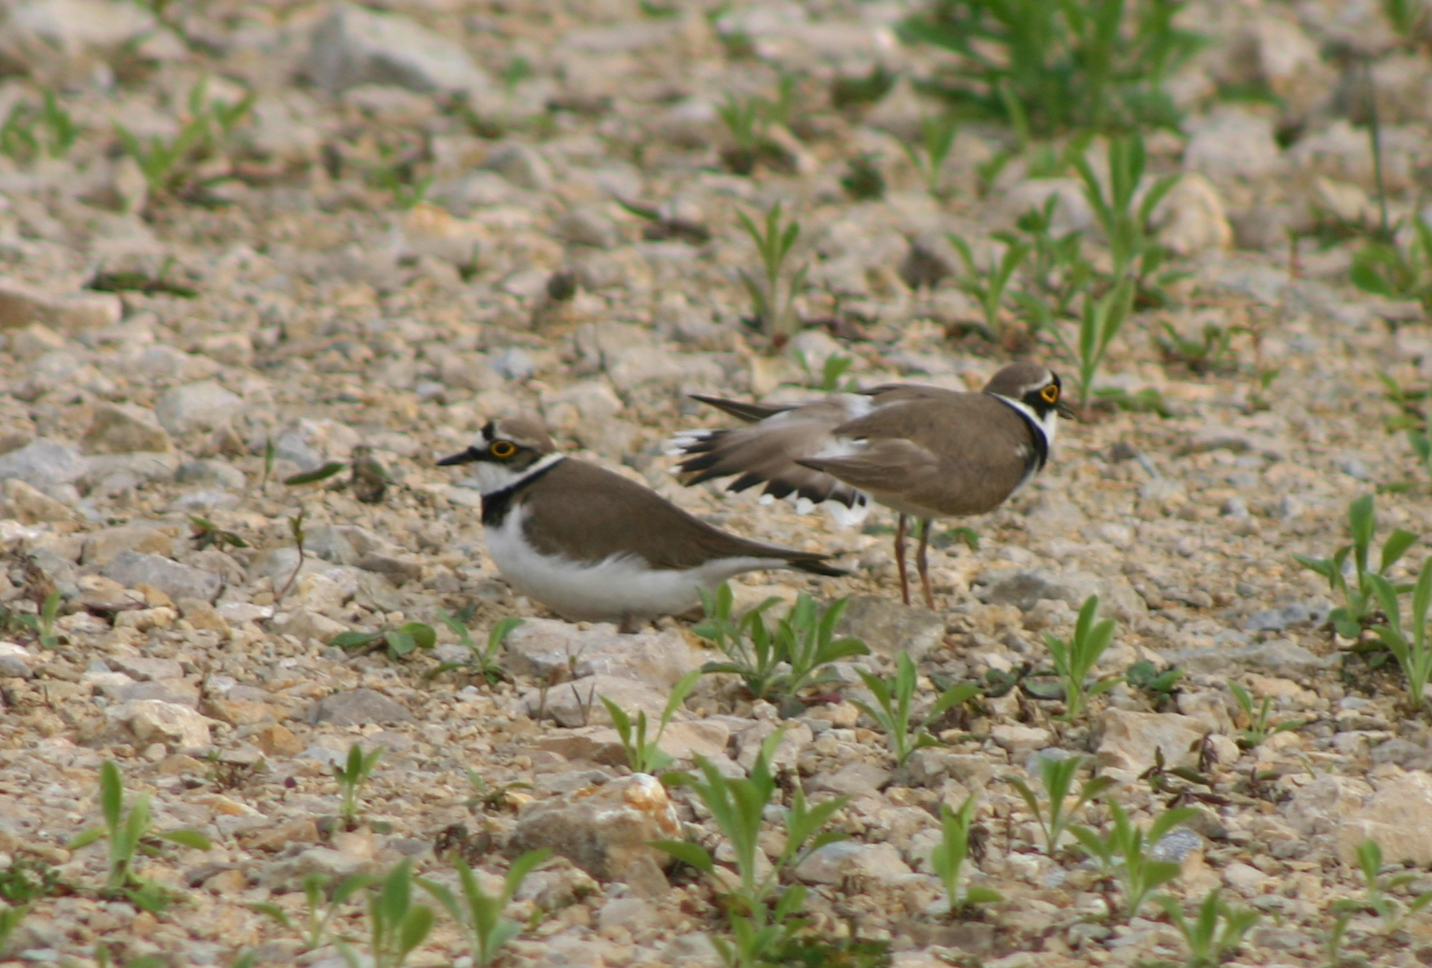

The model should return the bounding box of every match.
[490,440,517,459]
[1040,385,1059,404]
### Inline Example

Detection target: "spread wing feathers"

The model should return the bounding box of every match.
[686,394,789,424]
[521,460,845,576]
[668,397,873,515]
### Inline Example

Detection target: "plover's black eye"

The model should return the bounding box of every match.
[1040,384,1059,404]
[490,440,517,459]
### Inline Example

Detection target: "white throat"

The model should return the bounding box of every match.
[466,452,564,496]
[990,395,1059,453]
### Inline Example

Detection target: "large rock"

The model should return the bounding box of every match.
[108,699,214,749]
[1335,773,1432,865]
[978,567,1146,623]
[305,2,493,96]
[1095,708,1205,774]
[0,479,80,524]
[835,595,942,662]
[307,688,413,726]
[81,404,172,454]
[0,440,87,493]
[102,550,222,603]
[510,774,682,898]
[155,381,244,435]
[0,279,121,331]
[504,619,703,686]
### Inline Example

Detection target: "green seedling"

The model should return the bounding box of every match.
[1350,216,1432,318]
[1070,800,1198,920]
[1227,681,1304,749]
[1049,277,1134,415]
[1156,889,1260,968]
[695,586,869,710]
[251,871,377,951]
[1004,195,1092,322]
[1157,320,1236,374]
[1380,0,1432,46]
[1074,132,1180,293]
[15,589,61,650]
[336,860,434,968]
[801,352,855,392]
[332,621,437,662]
[0,91,80,163]
[1294,494,1418,638]
[273,509,307,605]
[830,64,898,111]
[69,761,212,912]
[736,202,809,340]
[899,0,1202,135]
[946,233,1029,337]
[420,850,549,966]
[369,142,433,210]
[116,78,252,199]
[852,653,981,765]
[1367,556,1432,710]
[189,514,247,551]
[1126,660,1183,702]
[1040,595,1119,721]
[930,796,1002,912]
[840,153,886,201]
[431,614,521,684]
[602,669,702,774]
[656,730,846,916]
[464,770,532,815]
[94,947,166,968]
[334,743,384,828]
[1333,838,1432,932]
[1004,753,1115,853]
[715,87,795,175]
[900,113,960,197]
[0,856,64,905]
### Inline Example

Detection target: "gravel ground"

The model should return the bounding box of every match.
[2,0,1432,966]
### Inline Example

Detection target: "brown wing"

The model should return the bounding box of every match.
[520,460,842,575]
[821,394,1037,516]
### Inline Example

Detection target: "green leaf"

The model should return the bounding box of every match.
[385,629,418,656]
[651,840,715,872]
[399,622,437,650]
[331,630,380,649]
[157,829,212,851]
[99,760,123,833]
[284,461,349,485]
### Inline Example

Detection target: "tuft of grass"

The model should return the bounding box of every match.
[1048,277,1134,416]
[1156,889,1260,967]
[1070,800,1198,920]
[695,586,869,712]
[1294,494,1418,639]
[1350,215,1432,319]
[331,621,437,662]
[852,653,980,765]
[115,78,253,200]
[900,0,1203,135]
[420,850,549,966]
[1227,681,1305,749]
[830,65,898,111]
[0,91,81,163]
[900,113,960,197]
[1366,555,1432,710]
[1073,132,1180,297]
[431,613,521,684]
[602,669,702,774]
[929,795,1002,913]
[69,761,212,913]
[736,202,809,341]
[946,232,1029,338]
[251,872,377,951]
[840,152,886,201]
[1004,753,1115,854]
[334,743,384,829]
[1333,838,1432,932]
[1040,595,1119,721]
[336,860,434,968]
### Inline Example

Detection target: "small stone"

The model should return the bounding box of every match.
[795,842,912,886]
[174,460,246,490]
[0,278,122,331]
[523,674,674,729]
[808,761,893,797]
[252,723,305,757]
[1336,773,1432,865]
[980,568,1147,623]
[102,550,221,603]
[1095,709,1205,774]
[307,688,414,726]
[82,525,175,565]
[482,144,553,192]
[835,595,942,662]
[1223,861,1269,894]
[109,699,214,749]
[504,619,702,686]
[354,553,423,584]
[108,656,183,681]
[305,2,493,96]
[271,609,349,643]
[990,724,1054,753]
[555,206,621,249]
[155,381,245,436]
[510,773,682,898]
[80,404,172,455]
[0,478,80,524]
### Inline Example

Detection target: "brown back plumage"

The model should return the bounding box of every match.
[517,458,843,575]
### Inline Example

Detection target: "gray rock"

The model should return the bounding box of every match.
[107,699,213,748]
[307,688,414,726]
[0,654,33,678]
[510,773,682,898]
[489,347,536,381]
[103,550,222,602]
[522,674,673,729]
[80,403,172,454]
[795,841,912,886]
[175,460,247,490]
[306,2,493,96]
[1227,639,1331,677]
[978,568,1147,623]
[555,206,621,249]
[0,439,87,492]
[807,761,892,797]
[1244,602,1327,632]
[504,619,702,686]
[108,656,184,681]
[834,595,941,662]
[1095,708,1205,774]
[482,144,552,192]
[1183,108,1285,182]
[155,381,244,435]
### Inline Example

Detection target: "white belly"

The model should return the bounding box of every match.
[485,507,787,622]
